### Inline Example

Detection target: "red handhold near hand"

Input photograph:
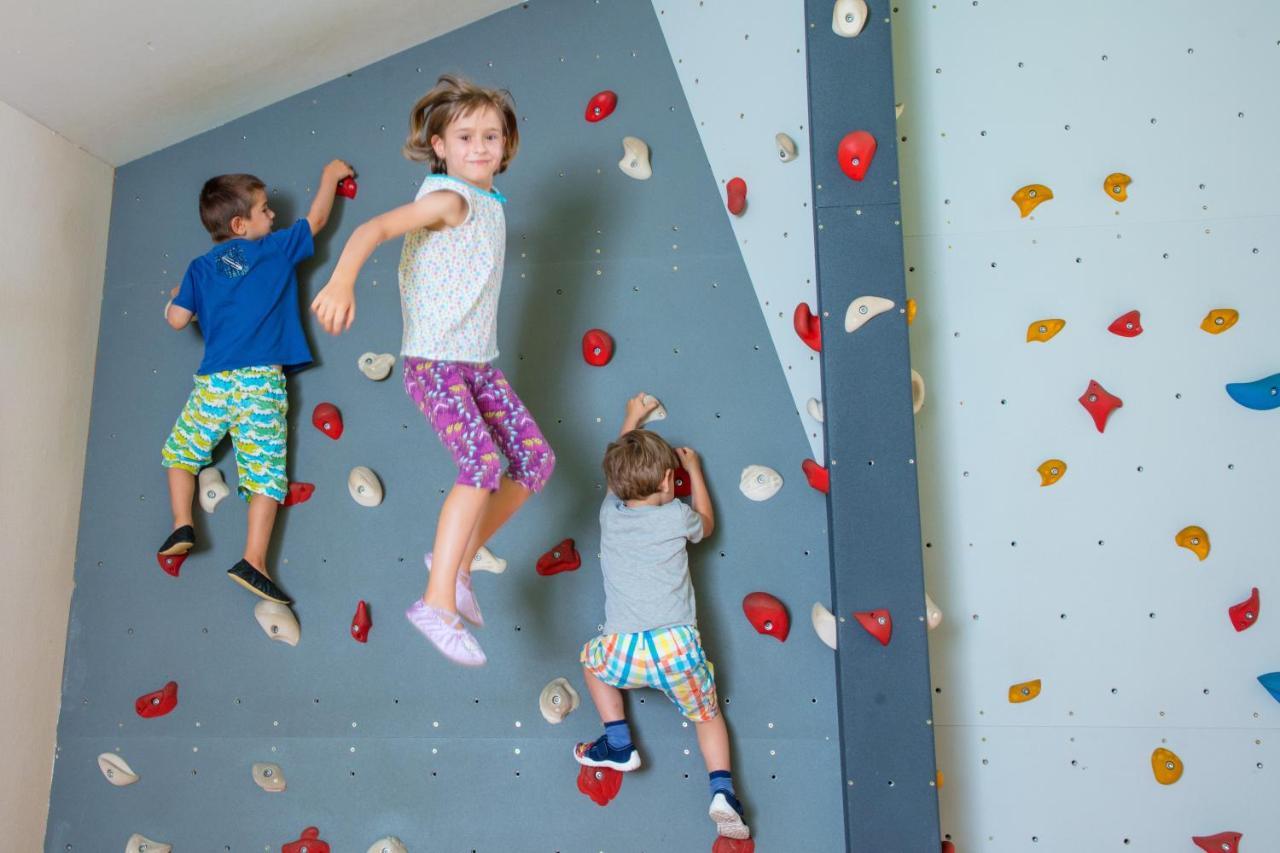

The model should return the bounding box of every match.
[312,402,343,439]
[336,177,358,199]
[743,592,790,641]
[156,552,187,577]
[712,838,756,853]
[1078,380,1123,433]
[673,467,692,498]
[537,539,581,576]
[1192,831,1242,853]
[802,458,829,494]
[282,827,331,853]
[282,482,315,506]
[135,680,178,718]
[854,609,893,645]
[726,177,747,216]
[794,303,822,351]
[837,130,877,181]
[1108,309,1143,337]
[351,600,371,643]
[941,843,956,853]
[584,90,618,123]
[577,764,623,806]
[1229,588,1260,632]
[582,329,614,367]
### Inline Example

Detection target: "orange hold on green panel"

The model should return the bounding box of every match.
[1037,459,1067,486]
[906,298,917,326]
[1011,184,1053,218]
[1104,172,1131,202]
[1151,747,1183,784]
[1175,526,1210,561]
[1201,308,1239,334]
[1008,679,1041,703]
[1026,318,1065,343]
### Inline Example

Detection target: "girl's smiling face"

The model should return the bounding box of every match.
[432,105,505,190]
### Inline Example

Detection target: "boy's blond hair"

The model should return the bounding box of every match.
[603,430,679,501]
[402,73,520,174]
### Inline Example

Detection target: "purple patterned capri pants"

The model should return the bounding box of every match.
[403,357,556,494]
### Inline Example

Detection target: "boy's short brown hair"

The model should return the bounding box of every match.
[603,430,679,501]
[199,173,265,241]
[402,73,520,174]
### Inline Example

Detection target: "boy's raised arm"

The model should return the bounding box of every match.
[306,159,355,235]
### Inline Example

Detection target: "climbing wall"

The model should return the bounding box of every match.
[892,1,1280,850]
[47,1,847,850]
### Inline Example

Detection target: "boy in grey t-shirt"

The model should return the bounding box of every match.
[574,393,749,840]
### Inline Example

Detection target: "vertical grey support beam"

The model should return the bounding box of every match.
[803,2,942,851]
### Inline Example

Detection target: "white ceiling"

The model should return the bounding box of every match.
[0,0,521,166]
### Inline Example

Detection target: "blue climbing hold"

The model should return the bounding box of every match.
[1259,672,1280,703]
[1226,373,1280,410]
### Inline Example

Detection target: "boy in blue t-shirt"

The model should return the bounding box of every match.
[156,161,352,604]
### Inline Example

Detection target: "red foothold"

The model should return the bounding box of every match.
[673,466,693,498]
[312,402,343,440]
[794,303,822,351]
[156,551,188,577]
[282,482,315,507]
[713,837,756,853]
[726,177,747,216]
[837,130,877,181]
[802,458,829,494]
[351,600,371,643]
[742,592,790,642]
[282,827,331,853]
[1229,588,1260,632]
[1192,831,1242,853]
[941,843,956,853]
[537,539,581,576]
[854,609,893,646]
[135,680,179,718]
[584,90,618,123]
[336,177,357,199]
[1108,309,1143,337]
[577,763,623,806]
[1077,379,1123,433]
[582,329,614,367]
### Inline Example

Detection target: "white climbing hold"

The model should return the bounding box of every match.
[812,603,838,649]
[844,295,896,333]
[539,677,582,724]
[348,466,384,507]
[831,0,869,37]
[739,465,783,502]
[895,102,904,120]
[97,753,139,787]
[911,369,925,414]
[776,132,798,163]
[639,394,667,426]
[472,545,507,574]
[252,762,287,793]
[358,352,395,381]
[254,600,300,646]
[806,397,824,423]
[925,593,943,630]
[367,837,409,853]
[618,136,652,180]
[126,834,171,853]
[198,467,230,513]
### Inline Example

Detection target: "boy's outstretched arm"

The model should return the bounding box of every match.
[620,391,659,437]
[677,447,715,539]
[306,159,355,235]
[165,283,192,330]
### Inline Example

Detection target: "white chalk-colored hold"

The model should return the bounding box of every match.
[619,136,652,180]
[358,352,395,381]
[539,677,582,724]
[812,602,838,650]
[367,837,409,853]
[911,369,925,414]
[925,593,943,630]
[97,753,139,787]
[806,397,824,423]
[844,295,896,334]
[348,466,384,507]
[832,0,869,37]
[472,545,507,574]
[126,834,171,853]
[198,466,230,513]
[639,394,667,426]
[252,762,286,792]
[254,600,300,646]
[739,465,783,502]
[776,132,798,163]
[895,102,905,120]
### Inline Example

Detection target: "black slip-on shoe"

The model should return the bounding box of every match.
[157,525,196,556]
[226,559,292,605]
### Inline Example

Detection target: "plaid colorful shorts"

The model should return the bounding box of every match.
[581,625,719,722]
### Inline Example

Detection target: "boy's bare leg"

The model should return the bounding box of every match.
[583,666,626,722]
[243,493,279,575]
[167,468,196,530]
[457,477,532,570]
[423,483,489,611]
[695,712,732,772]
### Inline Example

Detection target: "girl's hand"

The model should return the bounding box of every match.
[311,281,356,335]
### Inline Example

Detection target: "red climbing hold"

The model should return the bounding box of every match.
[712,838,755,853]
[726,177,747,216]
[1192,831,1242,853]
[1229,588,1260,632]
[351,600,371,643]
[282,827,331,853]
[577,764,623,806]
[794,303,821,352]
[1078,380,1123,433]
[536,539,581,576]
[582,329,614,367]
[282,482,315,506]
[941,843,956,853]
[1108,309,1143,337]
[336,177,358,199]
[584,90,618,123]
[312,402,343,439]
[854,609,893,646]
[802,458,830,494]
[743,592,790,642]
[156,551,187,577]
[673,467,693,498]
[837,130,877,181]
[134,681,178,718]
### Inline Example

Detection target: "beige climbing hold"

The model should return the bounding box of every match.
[472,545,507,574]
[254,600,300,646]
[97,753,139,786]
[358,352,395,381]
[831,0,869,37]
[618,136,652,180]
[844,295,895,333]
[911,369,925,414]
[367,838,409,853]
[348,466,384,507]
[925,593,942,630]
[776,132,798,162]
[739,465,783,502]
[895,102,905,120]
[539,677,582,724]
[252,762,287,792]
[126,835,171,853]
[639,394,667,426]
[198,467,230,513]
[812,603,838,649]
[806,397,824,423]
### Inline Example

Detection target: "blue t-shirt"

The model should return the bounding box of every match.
[173,219,315,375]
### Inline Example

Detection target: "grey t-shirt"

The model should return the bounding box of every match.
[599,492,705,635]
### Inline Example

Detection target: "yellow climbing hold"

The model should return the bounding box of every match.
[1175,526,1210,561]
[906,298,917,326]
[1008,679,1042,703]
[1151,747,1183,785]
[1026,318,1066,343]
[936,770,944,788]
[1200,308,1239,334]
[1104,172,1131,202]
[1037,460,1067,487]
[1012,184,1053,218]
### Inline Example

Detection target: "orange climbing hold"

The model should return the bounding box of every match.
[794,303,821,351]
[1026,318,1065,343]
[1037,459,1067,487]
[726,177,747,216]
[906,298,917,325]
[1011,184,1053,218]
[853,609,892,645]
[1151,747,1183,784]
[577,764,623,806]
[1175,526,1210,561]
[1008,679,1041,703]
[802,458,829,494]
[1229,588,1259,632]
[1104,172,1131,202]
[1192,831,1242,853]
[1201,308,1239,334]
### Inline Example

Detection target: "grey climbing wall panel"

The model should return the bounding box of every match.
[804,1,942,850]
[47,1,848,850]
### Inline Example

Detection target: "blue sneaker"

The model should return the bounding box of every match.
[709,791,750,839]
[573,734,641,771]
